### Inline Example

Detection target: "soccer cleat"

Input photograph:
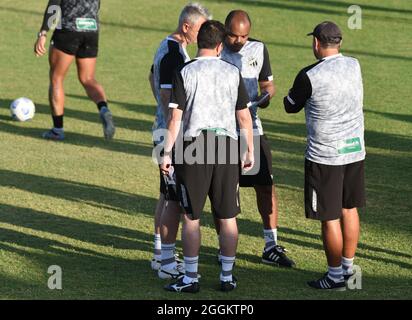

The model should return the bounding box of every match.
[262,245,296,268]
[164,277,199,293]
[158,263,185,280]
[42,129,65,141]
[100,107,115,140]
[220,276,237,292]
[307,274,346,291]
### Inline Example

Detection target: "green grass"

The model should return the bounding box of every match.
[0,0,411,299]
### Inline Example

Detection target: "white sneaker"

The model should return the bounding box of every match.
[158,263,185,280]
[151,258,161,271]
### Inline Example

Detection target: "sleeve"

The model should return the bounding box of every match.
[236,73,252,110]
[283,68,312,113]
[159,52,185,89]
[169,70,187,111]
[258,44,273,82]
[40,0,62,32]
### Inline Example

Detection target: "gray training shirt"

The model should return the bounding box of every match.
[151,37,190,133]
[221,39,273,135]
[169,56,251,140]
[284,53,365,166]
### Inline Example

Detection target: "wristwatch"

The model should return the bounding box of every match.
[37,31,47,38]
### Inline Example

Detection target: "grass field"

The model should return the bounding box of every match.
[0,0,411,300]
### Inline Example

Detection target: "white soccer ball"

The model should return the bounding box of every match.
[10,97,35,121]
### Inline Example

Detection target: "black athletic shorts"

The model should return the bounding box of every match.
[174,132,241,221]
[51,30,99,58]
[239,134,273,187]
[304,159,366,221]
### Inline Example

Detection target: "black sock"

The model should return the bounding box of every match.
[97,101,108,111]
[52,115,63,129]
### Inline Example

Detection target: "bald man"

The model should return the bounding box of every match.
[218,10,295,268]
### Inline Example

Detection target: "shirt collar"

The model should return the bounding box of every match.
[321,53,343,61]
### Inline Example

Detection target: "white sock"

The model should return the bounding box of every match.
[342,256,354,275]
[220,255,235,282]
[161,243,176,269]
[264,229,277,250]
[153,234,161,258]
[183,256,198,283]
[328,265,344,283]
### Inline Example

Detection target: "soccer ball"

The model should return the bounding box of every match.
[10,97,35,121]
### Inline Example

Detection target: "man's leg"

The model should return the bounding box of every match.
[151,193,164,270]
[43,47,74,140]
[341,208,360,276]
[219,217,238,291]
[158,200,184,278]
[76,57,115,139]
[255,184,295,267]
[181,214,200,284]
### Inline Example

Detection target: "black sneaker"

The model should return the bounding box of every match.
[262,245,296,268]
[220,276,237,292]
[307,274,346,291]
[164,277,199,293]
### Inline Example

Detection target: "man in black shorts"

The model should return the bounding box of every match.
[220,10,295,267]
[34,0,115,140]
[149,3,211,279]
[160,20,254,293]
[284,21,366,290]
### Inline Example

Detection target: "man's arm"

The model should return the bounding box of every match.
[159,51,185,119]
[35,0,62,57]
[148,65,156,99]
[160,70,186,173]
[256,44,275,108]
[283,68,312,113]
[236,76,254,170]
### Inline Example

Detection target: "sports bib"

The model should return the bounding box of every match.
[76,18,98,31]
[337,137,362,155]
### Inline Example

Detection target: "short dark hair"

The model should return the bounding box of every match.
[197,20,226,49]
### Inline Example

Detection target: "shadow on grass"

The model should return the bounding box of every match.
[0,169,156,217]
[0,204,153,250]
[365,109,412,124]
[66,94,157,118]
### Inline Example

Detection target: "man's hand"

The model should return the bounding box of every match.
[254,92,271,109]
[241,150,255,173]
[160,152,172,175]
[34,35,47,57]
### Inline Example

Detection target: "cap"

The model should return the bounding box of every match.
[307,21,342,44]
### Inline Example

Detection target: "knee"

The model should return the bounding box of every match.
[79,76,95,87]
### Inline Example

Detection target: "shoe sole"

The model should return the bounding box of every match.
[262,258,295,268]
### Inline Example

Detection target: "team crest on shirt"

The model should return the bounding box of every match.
[248,57,258,68]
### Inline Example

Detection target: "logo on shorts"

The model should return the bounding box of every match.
[76,18,97,31]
